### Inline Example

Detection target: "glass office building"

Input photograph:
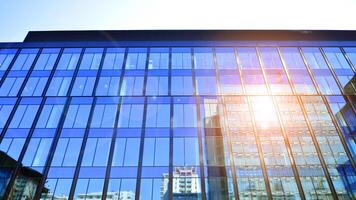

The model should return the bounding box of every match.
[0,30,355,199]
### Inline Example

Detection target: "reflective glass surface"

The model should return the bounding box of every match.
[0,44,355,200]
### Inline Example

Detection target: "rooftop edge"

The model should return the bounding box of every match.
[24,30,356,42]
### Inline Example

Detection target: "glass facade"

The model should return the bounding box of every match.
[0,32,356,199]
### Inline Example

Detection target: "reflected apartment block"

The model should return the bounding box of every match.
[0,30,355,199]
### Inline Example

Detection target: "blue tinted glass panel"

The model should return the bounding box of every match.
[0,77,25,96]
[117,104,144,128]
[46,77,72,96]
[22,77,48,96]
[96,76,120,96]
[33,49,59,71]
[91,104,118,128]
[216,48,237,69]
[0,104,15,128]
[36,104,64,128]
[120,77,144,96]
[63,104,92,128]
[194,48,214,69]
[56,49,81,70]
[148,48,169,69]
[11,49,38,71]
[196,76,217,95]
[9,104,39,128]
[146,76,168,96]
[173,104,197,127]
[103,48,125,69]
[259,47,283,68]
[323,47,356,94]
[302,48,341,94]
[172,48,192,69]
[0,49,17,71]
[171,76,194,95]
[51,138,83,166]
[71,77,96,96]
[280,48,317,94]
[146,104,170,127]
[126,48,146,69]
[79,49,102,70]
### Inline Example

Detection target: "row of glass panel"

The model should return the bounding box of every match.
[0,47,355,97]
[1,95,355,199]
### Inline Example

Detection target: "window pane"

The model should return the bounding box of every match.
[237,48,267,94]
[103,48,125,69]
[0,103,15,128]
[121,77,144,96]
[146,76,168,96]
[22,77,48,96]
[302,47,341,94]
[9,105,39,128]
[323,47,356,94]
[216,48,237,69]
[79,48,103,70]
[63,104,92,128]
[71,77,96,96]
[57,48,81,70]
[194,48,214,69]
[0,77,25,96]
[96,76,120,96]
[118,104,144,128]
[149,48,169,69]
[280,48,317,94]
[0,49,17,71]
[33,48,59,71]
[146,104,170,128]
[11,49,38,71]
[171,76,194,95]
[126,48,147,69]
[172,48,192,69]
[36,104,64,128]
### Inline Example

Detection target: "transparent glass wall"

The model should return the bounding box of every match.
[0,45,355,200]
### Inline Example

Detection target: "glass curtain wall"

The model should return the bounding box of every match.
[0,45,355,200]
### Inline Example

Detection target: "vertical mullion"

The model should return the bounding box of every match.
[192,47,207,200]
[212,48,239,199]
[168,47,173,200]
[101,47,128,200]
[135,48,149,200]
[91,48,107,96]
[255,47,306,199]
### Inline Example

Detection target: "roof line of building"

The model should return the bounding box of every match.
[24,30,356,42]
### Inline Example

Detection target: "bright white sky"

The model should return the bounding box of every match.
[1,0,356,42]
